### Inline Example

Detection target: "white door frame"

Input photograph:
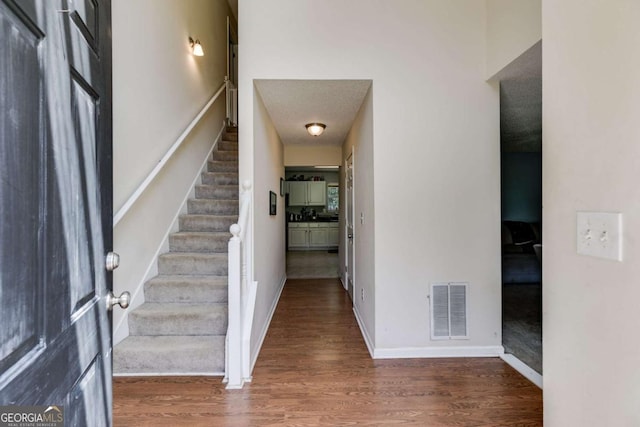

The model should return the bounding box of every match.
[345,148,355,300]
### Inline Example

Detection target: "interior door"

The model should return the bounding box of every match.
[345,153,355,300]
[0,0,115,424]
[226,15,238,86]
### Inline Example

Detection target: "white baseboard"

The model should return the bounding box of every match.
[500,353,543,389]
[113,122,226,346]
[351,304,504,360]
[352,306,375,358]
[113,371,224,377]
[373,345,504,359]
[250,274,287,372]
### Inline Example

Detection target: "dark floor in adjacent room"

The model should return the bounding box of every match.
[114,278,542,426]
[502,282,542,374]
[286,250,339,278]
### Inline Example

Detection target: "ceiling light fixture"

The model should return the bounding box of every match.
[305,123,326,137]
[189,37,204,56]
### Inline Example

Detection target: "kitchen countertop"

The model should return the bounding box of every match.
[288,218,339,223]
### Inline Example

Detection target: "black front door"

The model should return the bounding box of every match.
[0,0,113,424]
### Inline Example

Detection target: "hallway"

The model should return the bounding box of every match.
[286,251,339,279]
[114,279,542,425]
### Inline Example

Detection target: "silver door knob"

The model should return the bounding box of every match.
[348,233,353,239]
[106,291,130,310]
[106,252,120,271]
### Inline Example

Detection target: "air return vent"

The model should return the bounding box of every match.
[430,283,468,340]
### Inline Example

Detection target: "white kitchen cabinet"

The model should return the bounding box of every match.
[287,181,326,206]
[307,182,326,205]
[328,225,340,246]
[309,225,328,247]
[288,182,307,206]
[288,223,308,249]
[288,222,339,250]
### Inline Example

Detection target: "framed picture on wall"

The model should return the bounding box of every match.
[269,191,277,215]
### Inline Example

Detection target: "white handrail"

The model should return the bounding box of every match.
[113,81,227,226]
[225,180,255,389]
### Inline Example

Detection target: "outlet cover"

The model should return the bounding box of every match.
[576,212,623,261]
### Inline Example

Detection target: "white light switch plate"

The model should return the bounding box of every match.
[576,212,623,261]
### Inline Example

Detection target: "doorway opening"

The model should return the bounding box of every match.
[253,79,372,291]
[496,42,543,380]
[226,16,238,126]
[284,166,341,279]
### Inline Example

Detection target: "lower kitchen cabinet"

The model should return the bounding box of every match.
[288,227,308,249]
[328,227,340,246]
[309,226,328,247]
[288,222,339,250]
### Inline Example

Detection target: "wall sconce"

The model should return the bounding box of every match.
[189,37,204,56]
[305,123,326,137]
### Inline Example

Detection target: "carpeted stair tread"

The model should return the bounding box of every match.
[158,252,228,275]
[188,199,239,215]
[201,172,238,186]
[129,303,228,336]
[179,214,236,232]
[145,275,228,303]
[222,132,238,141]
[113,335,225,374]
[207,160,238,172]
[195,184,239,200]
[218,141,238,151]
[212,150,238,161]
[169,231,230,253]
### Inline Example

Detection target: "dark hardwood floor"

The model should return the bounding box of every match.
[503,283,542,374]
[114,279,542,426]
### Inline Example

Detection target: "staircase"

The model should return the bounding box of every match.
[114,127,238,375]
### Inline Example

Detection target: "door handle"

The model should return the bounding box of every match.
[106,291,130,311]
[348,233,353,239]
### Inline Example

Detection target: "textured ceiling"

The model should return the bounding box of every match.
[501,78,542,152]
[498,42,542,152]
[254,80,372,146]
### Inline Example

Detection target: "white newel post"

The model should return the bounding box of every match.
[225,181,253,389]
[226,223,243,389]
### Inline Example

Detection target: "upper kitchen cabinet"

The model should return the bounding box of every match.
[288,181,326,206]
[307,182,326,205]
[288,182,307,205]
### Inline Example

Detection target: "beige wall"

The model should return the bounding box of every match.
[341,86,376,349]
[543,0,640,424]
[250,86,286,365]
[485,0,541,78]
[284,145,342,166]
[111,0,232,342]
[240,0,502,355]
